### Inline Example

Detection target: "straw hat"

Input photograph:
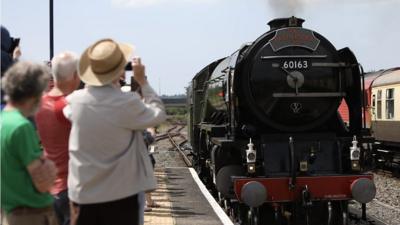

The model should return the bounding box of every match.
[78,39,133,86]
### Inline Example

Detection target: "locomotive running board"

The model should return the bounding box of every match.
[273,92,346,97]
[232,174,373,203]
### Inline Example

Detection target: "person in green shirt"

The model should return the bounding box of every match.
[1,61,59,225]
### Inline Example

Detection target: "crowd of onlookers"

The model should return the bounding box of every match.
[1,26,166,225]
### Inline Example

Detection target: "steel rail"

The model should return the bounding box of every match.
[167,126,192,167]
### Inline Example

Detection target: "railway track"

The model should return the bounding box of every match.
[155,124,185,141]
[348,206,388,225]
[167,127,191,167]
[156,124,192,167]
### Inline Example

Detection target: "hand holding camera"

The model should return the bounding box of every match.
[13,46,21,60]
[132,57,147,87]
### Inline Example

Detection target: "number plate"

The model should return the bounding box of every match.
[281,60,310,70]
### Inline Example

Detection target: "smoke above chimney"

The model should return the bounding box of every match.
[267,0,304,17]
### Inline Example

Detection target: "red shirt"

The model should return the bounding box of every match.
[35,94,71,195]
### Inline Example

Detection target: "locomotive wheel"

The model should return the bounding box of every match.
[247,208,259,225]
[237,204,276,225]
[195,130,212,185]
[193,154,203,175]
[310,201,349,225]
[228,202,241,224]
[339,201,349,225]
[275,201,348,225]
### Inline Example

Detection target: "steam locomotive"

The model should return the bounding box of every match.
[187,17,377,225]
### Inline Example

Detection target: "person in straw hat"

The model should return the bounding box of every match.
[63,39,166,225]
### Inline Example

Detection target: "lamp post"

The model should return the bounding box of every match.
[49,0,54,60]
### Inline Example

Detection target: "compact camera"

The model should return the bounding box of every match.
[9,38,20,53]
[125,63,140,92]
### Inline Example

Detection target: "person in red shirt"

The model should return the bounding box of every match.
[35,51,81,225]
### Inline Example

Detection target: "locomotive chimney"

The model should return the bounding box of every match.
[268,16,305,30]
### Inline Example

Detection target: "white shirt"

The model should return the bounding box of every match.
[63,83,166,204]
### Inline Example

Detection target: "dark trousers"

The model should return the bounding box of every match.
[54,189,70,225]
[73,194,139,225]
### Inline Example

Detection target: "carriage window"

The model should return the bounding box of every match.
[386,88,394,119]
[371,94,376,116]
[372,94,376,108]
[377,90,382,119]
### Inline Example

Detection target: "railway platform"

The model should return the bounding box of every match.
[144,167,233,225]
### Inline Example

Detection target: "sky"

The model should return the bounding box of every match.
[1,0,400,95]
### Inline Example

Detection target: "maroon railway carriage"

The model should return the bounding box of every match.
[339,68,400,172]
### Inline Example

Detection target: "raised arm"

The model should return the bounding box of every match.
[124,57,166,130]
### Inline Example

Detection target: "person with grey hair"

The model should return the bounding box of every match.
[1,61,58,225]
[50,51,79,82]
[35,52,81,225]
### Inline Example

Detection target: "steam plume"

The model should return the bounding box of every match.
[267,0,304,17]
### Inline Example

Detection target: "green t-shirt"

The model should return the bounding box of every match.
[1,110,53,213]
